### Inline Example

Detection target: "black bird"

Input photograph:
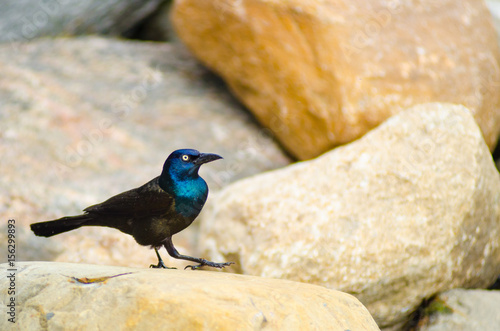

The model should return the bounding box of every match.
[30,149,234,270]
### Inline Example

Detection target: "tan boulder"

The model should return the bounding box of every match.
[172,0,500,159]
[0,262,379,330]
[199,103,500,327]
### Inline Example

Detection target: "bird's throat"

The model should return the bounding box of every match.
[158,173,208,219]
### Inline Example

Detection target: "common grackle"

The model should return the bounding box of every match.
[30,149,234,270]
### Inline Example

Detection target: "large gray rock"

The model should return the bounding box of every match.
[0,36,290,269]
[199,103,500,328]
[0,0,163,43]
[0,262,380,330]
[417,289,500,331]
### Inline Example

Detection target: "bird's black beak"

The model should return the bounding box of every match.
[194,153,223,165]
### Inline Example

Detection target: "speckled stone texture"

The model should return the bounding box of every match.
[199,103,500,327]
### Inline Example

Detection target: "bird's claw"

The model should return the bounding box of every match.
[150,261,177,269]
[184,261,235,270]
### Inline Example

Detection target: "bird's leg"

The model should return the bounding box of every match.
[163,237,234,270]
[150,247,176,269]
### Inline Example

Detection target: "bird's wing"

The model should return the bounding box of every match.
[83,177,173,217]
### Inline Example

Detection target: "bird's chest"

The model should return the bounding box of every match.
[173,180,208,219]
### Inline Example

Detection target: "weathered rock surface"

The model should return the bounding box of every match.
[0,37,290,269]
[0,262,379,330]
[172,0,500,159]
[199,103,500,327]
[0,0,162,43]
[417,289,500,331]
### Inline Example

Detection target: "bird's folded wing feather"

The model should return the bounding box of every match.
[83,178,173,217]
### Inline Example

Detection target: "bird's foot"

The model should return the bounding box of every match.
[184,260,235,270]
[150,261,177,269]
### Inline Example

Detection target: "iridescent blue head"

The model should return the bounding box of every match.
[159,149,222,191]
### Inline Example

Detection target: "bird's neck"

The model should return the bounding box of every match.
[159,168,198,193]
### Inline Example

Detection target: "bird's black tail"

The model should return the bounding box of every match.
[31,214,92,237]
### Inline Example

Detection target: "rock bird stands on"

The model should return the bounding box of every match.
[31,149,234,270]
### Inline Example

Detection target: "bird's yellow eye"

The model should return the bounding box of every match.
[181,155,190,162]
